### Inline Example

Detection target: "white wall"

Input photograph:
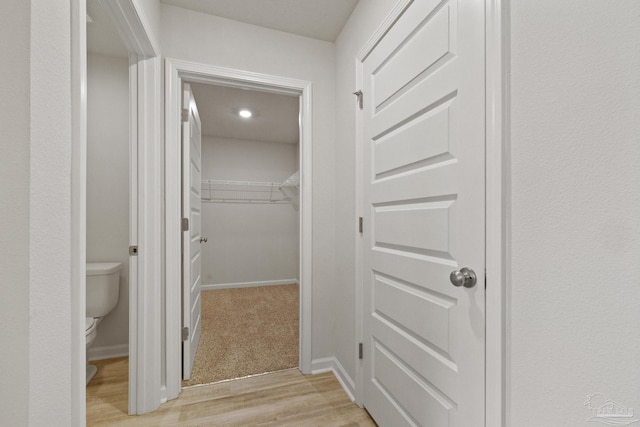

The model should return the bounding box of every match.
[0,0,30,424]
[31,0,74,422]
[86,53,130,353]
[160,4,336,360]
[201,136,299,285]
[509,1,640,424]
[333,0,399,387]
[8,1,87,423]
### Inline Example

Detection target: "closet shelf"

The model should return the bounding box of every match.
[201,179,290,204]
[280,171,300,189]
[279,171,300,210]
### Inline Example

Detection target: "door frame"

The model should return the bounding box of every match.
[93,0,163,415]
[484,1,510,425]
[353,0,510,425]
[71,1,87,423]
[164,58,314,400]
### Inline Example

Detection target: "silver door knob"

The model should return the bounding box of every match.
[200,237,208,243]
[450,267,477,288]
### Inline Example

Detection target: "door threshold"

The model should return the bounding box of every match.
[181,367,301,390]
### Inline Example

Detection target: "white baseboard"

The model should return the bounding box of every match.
[311,357,356,402]
[201,279,299,291]
[311,357,334,373]
[88,343,128,361]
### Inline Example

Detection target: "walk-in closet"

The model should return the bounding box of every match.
[183,83,301,386]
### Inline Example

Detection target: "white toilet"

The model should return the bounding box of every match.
[86,262,122,385]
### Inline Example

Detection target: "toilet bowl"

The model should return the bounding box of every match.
[85,317,98,382]
[86,262,121,385]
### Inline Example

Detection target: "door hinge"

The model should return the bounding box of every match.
[182,327,189,341]
[182,218,189,232]
[181,108,189,122]
[358,217,364,234]
[129,245,138,256]
[359,342,364,360]
[353,90,363,110]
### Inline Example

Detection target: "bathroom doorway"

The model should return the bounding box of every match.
[84,0,166,419]
[182,82,301,386]
[85,0,131,420]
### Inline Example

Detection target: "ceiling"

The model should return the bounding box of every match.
[190,83,299,144]
[161,0,359,42]
[88,0,359,56]
[87,0,351,144]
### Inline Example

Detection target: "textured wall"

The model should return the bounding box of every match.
[200,136,299,285]
[86,53,130,353]
[29,0,74,424]
[0,0,30,425]
[509,1,640,424]
[161,4,336,360]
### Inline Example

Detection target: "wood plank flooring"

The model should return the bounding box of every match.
[87,357,376,426]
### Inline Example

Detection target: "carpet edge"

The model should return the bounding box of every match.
[202,279,299,290]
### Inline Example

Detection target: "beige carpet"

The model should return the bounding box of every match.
[182,284,299,387]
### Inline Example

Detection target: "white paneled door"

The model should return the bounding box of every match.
[361,0,485,425]
[182,83,203,380]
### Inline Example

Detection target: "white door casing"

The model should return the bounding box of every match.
[182,83,203,380]
[361,0,486,425]
[127,51,139,408]
[95,0,163,415]
[165,59,314,401]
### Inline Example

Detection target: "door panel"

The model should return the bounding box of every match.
[374,107,450,178]
[373,274,456,354]
[372,0,455,107]
[362,0,485,425]
[373,341,455,425]
[182,83,202,380]
[374,201,453,254]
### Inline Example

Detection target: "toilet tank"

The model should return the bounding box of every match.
[86,262,122,318]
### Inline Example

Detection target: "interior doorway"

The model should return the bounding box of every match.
[85,0,132,421]
[181,82,302,386]
[83,0,163,416]
[164,59,313,400]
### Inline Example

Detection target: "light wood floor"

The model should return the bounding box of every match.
[87,357,376,426]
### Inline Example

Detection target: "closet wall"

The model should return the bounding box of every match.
[201,136,299,287]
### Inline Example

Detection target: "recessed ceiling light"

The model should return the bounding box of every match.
[238,109,252,118]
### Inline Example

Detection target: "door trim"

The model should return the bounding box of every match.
[353,0,510,424]
[164,58,314,401]
[98,0,160,58]
[98,0,162,415]
[485,0,510,425]
[128,54,163,413]
[71,0,87,424]
[352,0,413,409]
